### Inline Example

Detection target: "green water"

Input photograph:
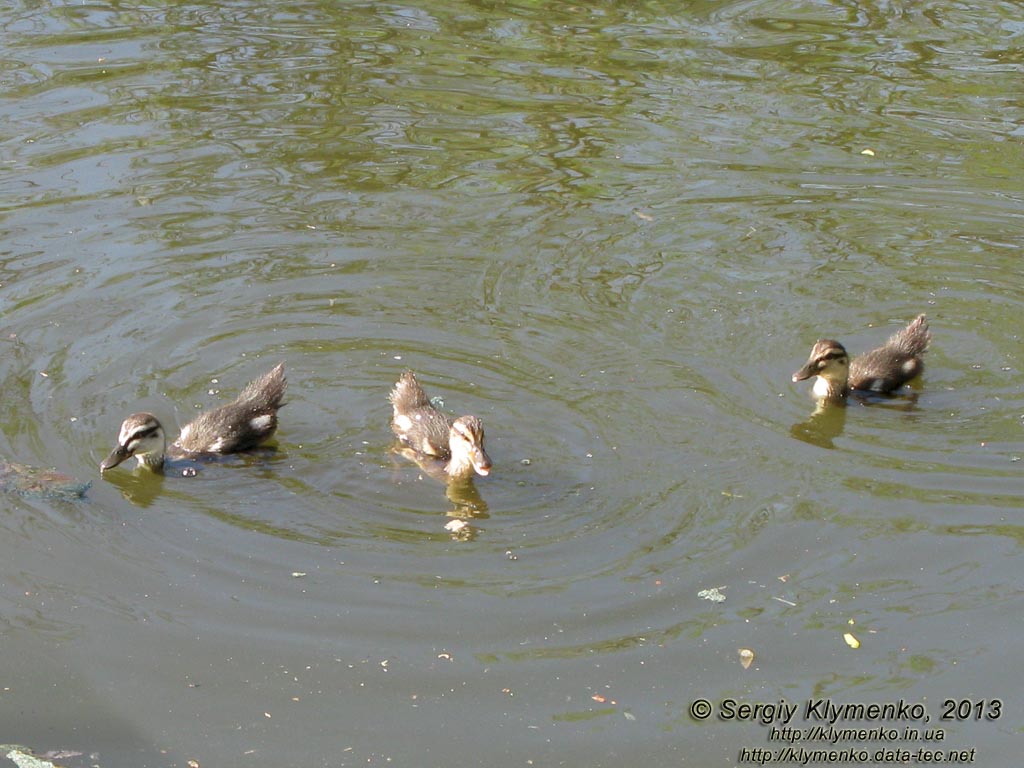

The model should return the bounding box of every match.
[1,1,1022,766]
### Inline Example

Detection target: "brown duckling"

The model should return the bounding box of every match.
[793,314,931,401]
[101,362,286,472]
[389,370,492,479]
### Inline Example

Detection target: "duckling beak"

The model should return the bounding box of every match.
[792,362,816,383]
[472,447,493,477]
[100,445,132,472]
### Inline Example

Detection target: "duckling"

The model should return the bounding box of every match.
[793,314,931,401]
[101,362,286,472]
[389,370,492,479]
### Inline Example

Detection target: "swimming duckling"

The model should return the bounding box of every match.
[793,314,931,401]
[389,370,492,479]
[101,362,286,472]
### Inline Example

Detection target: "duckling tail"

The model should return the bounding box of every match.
[238,362,287,409]
[389,370,431,411]
[890,314,931,357]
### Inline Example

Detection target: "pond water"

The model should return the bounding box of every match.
[1,1,1022,766]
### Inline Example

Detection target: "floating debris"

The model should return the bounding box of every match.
[444,519,468,533]
[0,461,89,500]
[698,587,727,603]
[844,632,860,649]
[1,745,72,768]
[738,648,755,669]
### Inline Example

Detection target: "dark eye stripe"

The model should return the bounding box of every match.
[818,351,846,362]
[131,425,160,441]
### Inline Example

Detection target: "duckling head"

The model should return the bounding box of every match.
[792,340,850,400]
[101,412,167,472]
[446,415,492,479]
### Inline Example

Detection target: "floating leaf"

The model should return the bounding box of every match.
[738,648,755,669]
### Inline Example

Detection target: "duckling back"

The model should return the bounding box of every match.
[389,371,455,459]
[176,362,287,455]
[849,314,931,392]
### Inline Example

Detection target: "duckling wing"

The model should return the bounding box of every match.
[178,401,281,454]
[392,407,454,459]
[849,355,921,392]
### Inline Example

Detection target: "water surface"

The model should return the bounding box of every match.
[1,1,1022,766]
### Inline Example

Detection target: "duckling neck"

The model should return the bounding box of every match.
[445,452,475,480]
[813,374,849,402]
[137,448,167,472]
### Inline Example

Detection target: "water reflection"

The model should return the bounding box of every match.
[791,390,924,449]
[790,401,848,449]
[443,477,488,514]
[443,485,489,541]
[391,444,491,524]
[99,467,166,508]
